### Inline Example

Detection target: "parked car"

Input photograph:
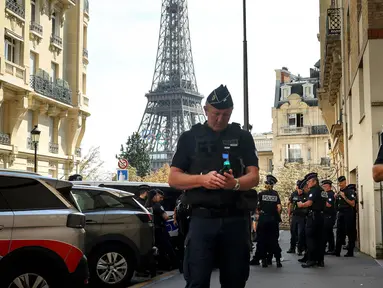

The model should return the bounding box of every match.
[70,181,183,239]
[0,170,89,287]
[67,185,157,287]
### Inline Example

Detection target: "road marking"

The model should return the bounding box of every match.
[129,270,179,288]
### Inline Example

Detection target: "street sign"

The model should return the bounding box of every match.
[118,158,129,169]
[117,169,129,181]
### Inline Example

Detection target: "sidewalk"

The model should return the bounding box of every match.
[140,230,383,288]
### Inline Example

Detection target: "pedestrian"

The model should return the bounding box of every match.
[321,180,336,254]
[297,172,327,268]
[135,184,150,207]
[373,135,383,182]
[168,84,259,288]
[335,176,357,257]
[287,180,308,256]
[256,175,282,268]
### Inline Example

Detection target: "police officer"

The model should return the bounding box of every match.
[287,180,308,256]
[321,180,336,254]
[147,189,178,270]
[297,172,327,268]
[373,141,383,182]
[297,178,310,264]
[168,84,259,288]
[173,193,191,273]
[68,174,82,181]
[135,184,150,206]
[335,176,357,257]
[257,175,282,268]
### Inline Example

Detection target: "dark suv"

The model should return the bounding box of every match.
[0,170,89,287]
[68,185,157,287]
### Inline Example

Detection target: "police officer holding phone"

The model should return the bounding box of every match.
[168,84,259,288]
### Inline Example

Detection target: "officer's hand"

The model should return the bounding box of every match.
[201,171,226,189]
[340,192,345,198]
[223,170,237,189]
[297,202,303,208]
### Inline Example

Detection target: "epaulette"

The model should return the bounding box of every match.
[231,122,242,130]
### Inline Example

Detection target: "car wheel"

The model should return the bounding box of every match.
[89,244,135,287]
[2,262,61,288]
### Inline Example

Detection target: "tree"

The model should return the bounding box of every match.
[117,132,151,177]
[111,165,142,182]
[142,164,170,183]
[79,146,112,180]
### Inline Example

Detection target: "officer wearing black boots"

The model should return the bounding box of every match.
[257,175,282,268]
[322,180,336,254]
[335,176,357,257]
[287,180,308,256]
[297,172,327,268]
[168,84,260,288]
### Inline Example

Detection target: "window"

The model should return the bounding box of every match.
[30,52,36,76]
[71,190,96,211]
[348,95,353,136]
[288,113,304,127]
[49,117,54,142]
[358,67,365,118]
[268,159,273,172]
[51,62,57,82]
[307,148,311,161]
[27,110,33,133]
[0,176,67,210]
[303,83,314,98]
[286,144,302,160]
[31,0,36,22]
[281,86,291,100]
[4,36,15,63]
[0,105,4,132]
[52,12,56,35]
[99,193,124,209]
[0,193,11,211]
[82,73,87,95]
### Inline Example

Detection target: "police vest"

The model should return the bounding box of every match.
[309,186,328,212]
[291,191,308,216]
[184,122,246,208]
[337,187,355,212]
[258,189,281,222]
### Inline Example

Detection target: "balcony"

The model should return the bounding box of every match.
[30,70,72,105]
[84,0,89,15]
[5,61,25,80]
[49,142,58,154]
[50,34,63,50]
[0,132,11,146]
[6,0,25,18]
[321,157,331,166]
[254,139,272,152]
[280,126,310,136]
[320,8,342,105]
[75,147,82,157]
[285,158,303,164]
[83,48,89,64]
[311,125,329,135]
[30,21,43,36]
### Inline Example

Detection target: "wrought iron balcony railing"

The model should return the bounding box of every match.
[326,8,341,36]
[311,125,329,135]
[83,48,88,58]
[253,139,272,152]
[30,72,72,105]
[75,147,82,157]
[84,0,89,14]
[285,158,304,164]
[280,126,310,135]
[0,132,11,145]
[50,34,63,48]
[6,0,25,18]
[49,142,59,154]
[30,22,43,35]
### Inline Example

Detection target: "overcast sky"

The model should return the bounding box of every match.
[82,0,320,173]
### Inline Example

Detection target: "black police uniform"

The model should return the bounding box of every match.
[335,179,357,257]
[322,180,336,253]
[296,178,309,264]
[288,182,308,255]
[170,85,259,288]
[174,193,191,272]
[302,173,327,268]
[257,175,282,268]
[150,192,178,270]
[375,144,383,165]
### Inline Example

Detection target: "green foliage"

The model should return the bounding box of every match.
[116,132,151,177]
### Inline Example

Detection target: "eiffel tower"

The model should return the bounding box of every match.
[138,0,206,170]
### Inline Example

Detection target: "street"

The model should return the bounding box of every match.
[132,230,383,288]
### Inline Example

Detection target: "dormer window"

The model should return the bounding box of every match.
[281,85,291,100]
[303,83,314,98]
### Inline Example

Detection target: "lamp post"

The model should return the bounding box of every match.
[31,125,41,173]
[243,0,249,131]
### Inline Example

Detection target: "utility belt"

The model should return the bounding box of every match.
[307,210,324,218]
[338,207,354,213]
[191,206,246,218]
[292,211,307,217]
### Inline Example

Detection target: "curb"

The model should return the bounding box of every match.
[129,270,179,288]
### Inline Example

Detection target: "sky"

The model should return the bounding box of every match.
[82,0,320,173]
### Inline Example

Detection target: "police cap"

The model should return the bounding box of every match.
[68,174,82,181]
[296,180,302,187]
[338,175,346,182]
[299,178,308,190]
[265,174,278,185]
[304,172,318,182]
[321,180,333,186]
[206,84,234,110]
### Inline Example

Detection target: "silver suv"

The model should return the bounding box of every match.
[68,185,156,287]
[0,170,89,287]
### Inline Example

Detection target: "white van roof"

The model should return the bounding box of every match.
[70,181,170,187]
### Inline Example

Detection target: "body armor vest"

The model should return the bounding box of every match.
[184,122,247,208]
